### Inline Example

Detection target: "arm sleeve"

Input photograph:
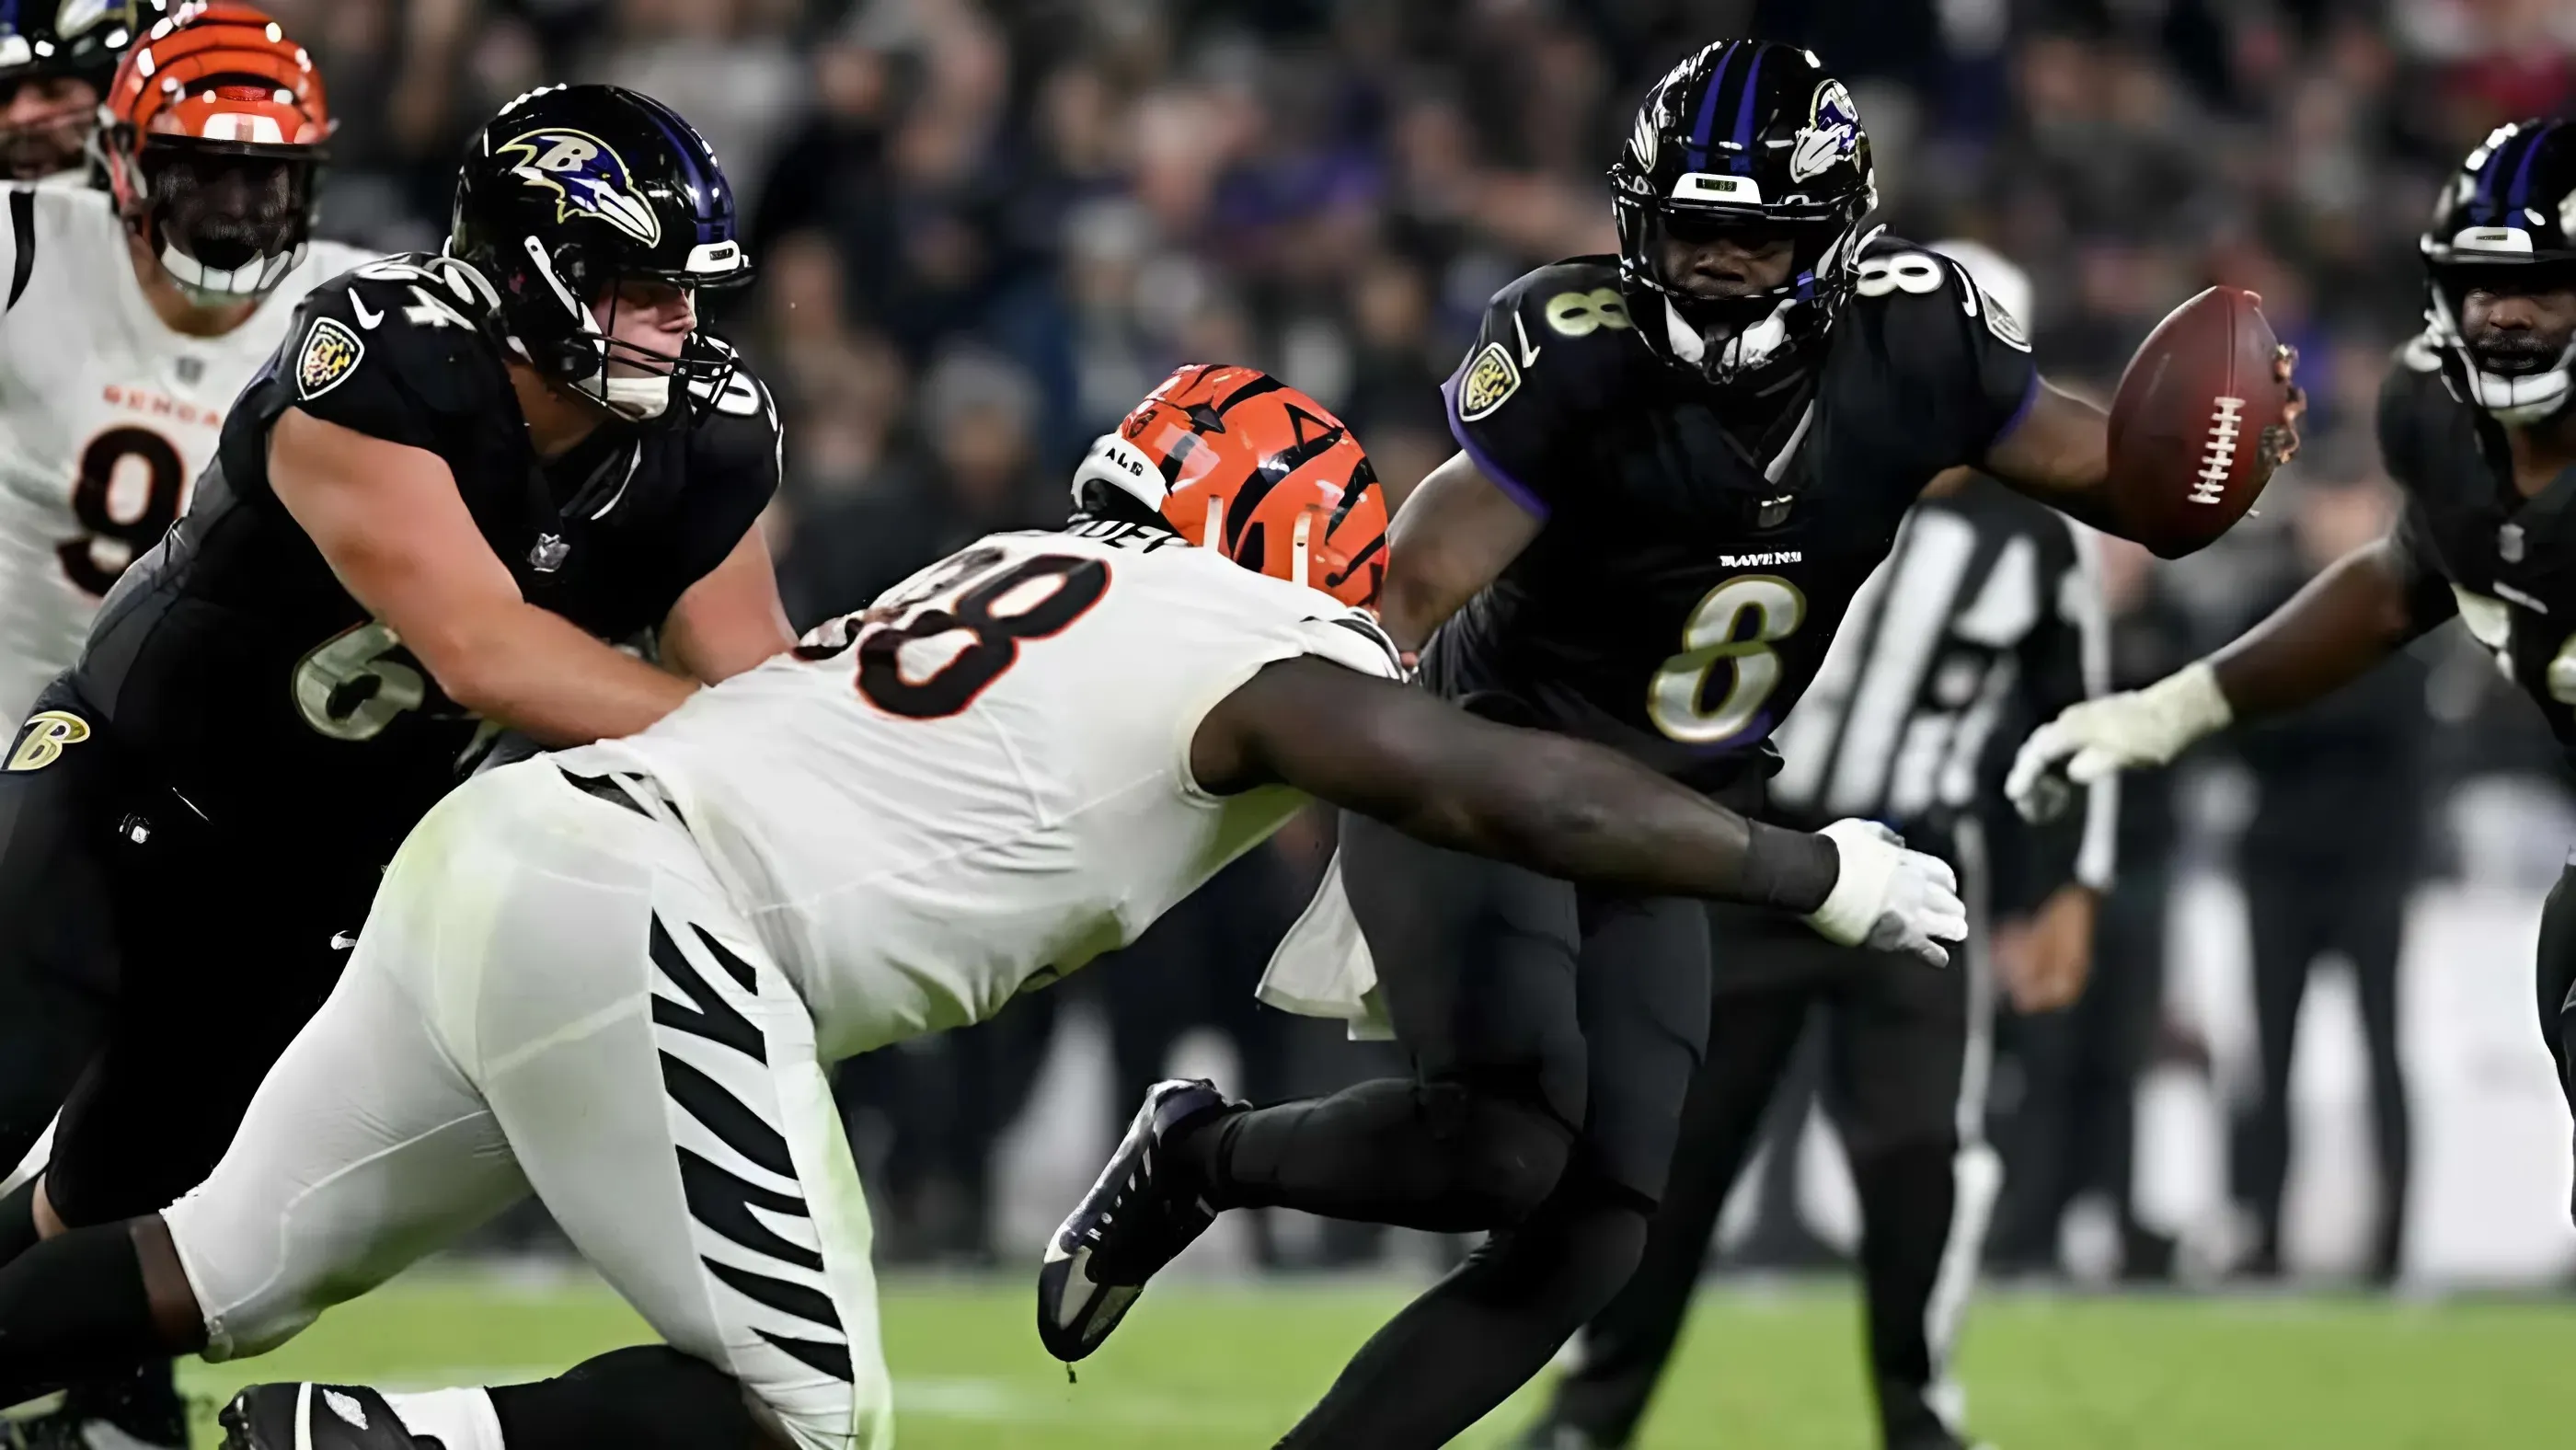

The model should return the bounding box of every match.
[1440,282,1594,519]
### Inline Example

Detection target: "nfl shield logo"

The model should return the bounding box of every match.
[2501,522,2525,563]
[176,356,203,386]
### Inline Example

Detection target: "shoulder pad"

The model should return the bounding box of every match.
[282,254,507,420]
[1489,257,1634,345]
[1460,257,1637,423]
[1848,235,2029,351]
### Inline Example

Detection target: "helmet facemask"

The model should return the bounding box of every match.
[126,136,319,305]
[507,234,746,424]
[2426,258,2576,426]
[1616,199,1868,386]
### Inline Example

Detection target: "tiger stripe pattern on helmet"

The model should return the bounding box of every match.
[1075,364,1389,609]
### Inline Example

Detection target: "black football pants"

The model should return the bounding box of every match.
[2228,864,2411,1276]
[1192,811,1712,1450]
[2537,857,2576,1224]
[1529,846,1994,1450]
[0,685,372,1232]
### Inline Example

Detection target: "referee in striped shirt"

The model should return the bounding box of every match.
[1520,247,2115,1450]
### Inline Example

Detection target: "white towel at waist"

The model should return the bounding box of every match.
[1254,848,1394,1041]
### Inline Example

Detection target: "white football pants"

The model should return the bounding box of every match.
[160,761,891,1450]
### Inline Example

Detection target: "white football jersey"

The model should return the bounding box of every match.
[0,185,374,724]
[558,524,1404,1059]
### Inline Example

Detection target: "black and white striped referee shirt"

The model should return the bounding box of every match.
[1768,475,2116,911]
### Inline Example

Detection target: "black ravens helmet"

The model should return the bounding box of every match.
[2421,118,2576,425]
[0,0,154,179]
[448,83,752,423]
[1610,40,1879,389]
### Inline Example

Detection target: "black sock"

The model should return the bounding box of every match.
[489,1345,770,1450]
[1275,1169,1650,1450]
[1178,1076,1572,1233]
[0,1180,38,1269]
[0,1221,160,1411]
[1852,1140,1961,1446]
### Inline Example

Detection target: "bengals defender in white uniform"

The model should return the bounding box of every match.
[0,3,368,726]
[0,367,1966,1450]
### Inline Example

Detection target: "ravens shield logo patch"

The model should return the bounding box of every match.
[296,316,366,401]
[1458,342,1521,421]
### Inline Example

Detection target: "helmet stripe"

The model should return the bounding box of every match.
[2473,130,2519,223]
[1729,45,1767,169]
[1688,41,1738,157]
[2507,121,2561,215]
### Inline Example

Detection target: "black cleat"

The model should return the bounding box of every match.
[218,1385,433,1450]
[1037,1078,1236,1363]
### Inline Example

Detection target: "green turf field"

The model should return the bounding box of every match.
[173,1269,2575,1447]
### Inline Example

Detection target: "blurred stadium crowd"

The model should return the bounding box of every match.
[279,0,2576,1282]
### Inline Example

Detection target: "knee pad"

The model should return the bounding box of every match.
[1416,1075,1576,1226]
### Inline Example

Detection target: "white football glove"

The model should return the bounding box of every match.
[1805,819,1969,969]
[2005,660,2233,823]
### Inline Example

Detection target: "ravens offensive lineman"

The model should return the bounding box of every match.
[0,76,789,1352]
[2012,118,2576,1220]
[1045,40,2299,1449]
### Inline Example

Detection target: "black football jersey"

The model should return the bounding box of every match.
[75,252,779,858]
[1427,241,2038,794]
[2379,338,2576,761]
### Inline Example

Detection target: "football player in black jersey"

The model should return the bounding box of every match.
[0,78,789,1405]
[2014,117,2576,1226]
[1044,40,2300,1449]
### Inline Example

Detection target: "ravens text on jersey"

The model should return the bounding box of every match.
[1428,238,2038,795]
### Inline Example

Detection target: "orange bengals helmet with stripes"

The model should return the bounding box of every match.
[1069,365,1389,609]
[98,2,330,304]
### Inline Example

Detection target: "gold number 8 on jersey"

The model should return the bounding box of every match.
[1646,575,1807,744]
[1545,288,1632,338]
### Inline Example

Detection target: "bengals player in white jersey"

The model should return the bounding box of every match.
[0,366,1963,1450]
[0,2,371,727]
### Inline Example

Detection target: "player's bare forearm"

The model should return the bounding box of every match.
[1982,381,2119,533]
[1199,658,1837,910]
[431,600,696,745]
[661,524,793,685]
[2207,537,2424,720]
[271,407,698,744]
[1377,452,1544,651]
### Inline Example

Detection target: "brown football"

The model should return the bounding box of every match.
[2105,286,2294,559]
